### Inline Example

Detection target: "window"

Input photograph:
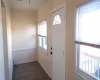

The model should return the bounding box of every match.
[75,1,100,80]
[38,21,47,49]
[53,15,61,25]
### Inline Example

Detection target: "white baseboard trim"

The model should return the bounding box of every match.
[12,48,34,52]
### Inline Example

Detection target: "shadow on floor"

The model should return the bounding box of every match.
[14,61,51,80]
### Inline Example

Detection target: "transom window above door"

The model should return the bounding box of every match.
[53,15,61,25]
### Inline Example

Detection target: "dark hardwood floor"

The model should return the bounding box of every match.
[14,61,51,80]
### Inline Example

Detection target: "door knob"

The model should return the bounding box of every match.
[50,52,52,55]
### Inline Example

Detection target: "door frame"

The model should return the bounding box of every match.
[50,3,67,80]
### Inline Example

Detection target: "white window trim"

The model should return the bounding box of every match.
[75,1,100,80]
[75,44,97,80]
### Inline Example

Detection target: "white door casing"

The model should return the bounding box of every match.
[51,6,66,80]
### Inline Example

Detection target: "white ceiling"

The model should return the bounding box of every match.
[11,0,48,10]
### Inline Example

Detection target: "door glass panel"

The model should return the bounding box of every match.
[53,15,61,25]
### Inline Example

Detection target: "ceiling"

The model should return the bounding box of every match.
[11,0,48,10]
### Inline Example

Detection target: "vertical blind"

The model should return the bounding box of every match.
[76,0,100,45]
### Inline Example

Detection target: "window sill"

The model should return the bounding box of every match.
[74,71,87,80]
[74,71,96,80]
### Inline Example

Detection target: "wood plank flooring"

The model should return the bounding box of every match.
[15,61,51,80]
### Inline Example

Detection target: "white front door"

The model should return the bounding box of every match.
[51,7,66,80]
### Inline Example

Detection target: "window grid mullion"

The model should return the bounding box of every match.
[75,41,100,49]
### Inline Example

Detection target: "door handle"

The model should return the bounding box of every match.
[50,47,53,55]
[50,52,52,55]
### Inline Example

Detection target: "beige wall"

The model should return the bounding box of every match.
[65,0,88,80]
[53,0,65,8]
[11,9,37,64]
[37,0,65,78]
[38,0,53,77]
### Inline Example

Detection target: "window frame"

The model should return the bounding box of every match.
[38,20,47,50]
[75,1,100,80]
[75,43,99,80]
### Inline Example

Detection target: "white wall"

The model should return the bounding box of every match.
[0,1,5,80]
[2,6,10,80]
[2,5,13,80]
[6,9,13,80]
[13,49,37,64]
[0,0,13,80]
[11,9,37,64]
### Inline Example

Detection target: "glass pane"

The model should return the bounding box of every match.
[79,45,100,79]
[53,15,61,25]
[38,21,47,36]
[38,36,42,47]
[76,5,100,45]
[43,37,47,49]
[38,21,47,49]
[42,22,47,36]
[38,24,42,35]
